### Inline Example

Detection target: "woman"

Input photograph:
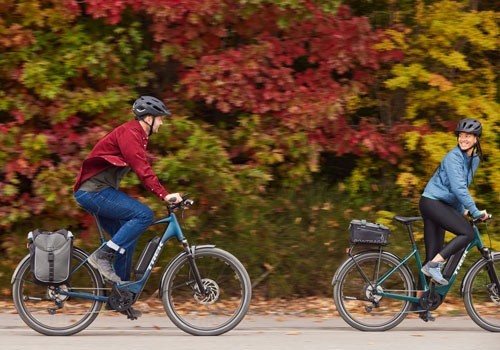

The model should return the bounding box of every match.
[419,118,488,286]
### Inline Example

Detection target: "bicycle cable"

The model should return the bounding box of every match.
[484,222,492,249]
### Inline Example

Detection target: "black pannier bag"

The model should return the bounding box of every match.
[349,219,390,246]
[28,229,74,285]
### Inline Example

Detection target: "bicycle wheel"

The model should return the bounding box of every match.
[333,250,414,331]
[463,253,500,332]
[161,247,252,335]
[12,248,105,336]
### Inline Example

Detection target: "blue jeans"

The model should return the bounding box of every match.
[74,188,154,280]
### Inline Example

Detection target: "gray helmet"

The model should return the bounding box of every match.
[455,118,482,137]
[132,96,171,118]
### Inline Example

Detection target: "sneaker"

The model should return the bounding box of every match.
[421,262,448,285]
[88,249,123,284]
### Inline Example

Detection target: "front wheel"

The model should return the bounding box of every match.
[463,253,500,332]
[160,247,252,336]
[12,248,105,336]
[333,250,414,331]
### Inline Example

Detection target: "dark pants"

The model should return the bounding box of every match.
[419,196,475,263]
[75,188,154,281]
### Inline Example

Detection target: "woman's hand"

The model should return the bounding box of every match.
[478,210,489,221]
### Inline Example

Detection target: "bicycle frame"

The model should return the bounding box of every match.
[354,220,493,304]
[58,210,198,302]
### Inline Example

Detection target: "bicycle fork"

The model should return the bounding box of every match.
[181,239,207,295]
[482,248,500,301]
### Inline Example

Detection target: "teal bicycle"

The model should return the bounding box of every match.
[12,196,252,336]
[332,215,499,331]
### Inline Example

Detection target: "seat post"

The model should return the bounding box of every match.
[91,213,107,244]
[406,223,418,248]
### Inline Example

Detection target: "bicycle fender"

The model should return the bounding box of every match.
[460,251,500,297]
[11,254,30,284]
[331,250,412,286]
[158,245,216,298]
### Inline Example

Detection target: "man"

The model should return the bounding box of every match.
[74,96,182,284]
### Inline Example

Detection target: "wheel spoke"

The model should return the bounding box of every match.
[333,251,413,331]
[12,250,104,335]
[464,255,500,332]
[162,248,251,335]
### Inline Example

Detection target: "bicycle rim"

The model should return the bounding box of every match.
[333,251,413,331]
[464,254,500,332]
[12,249,105,336]
[162,247,252,335]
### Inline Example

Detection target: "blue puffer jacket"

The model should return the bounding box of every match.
[422,145,481,218]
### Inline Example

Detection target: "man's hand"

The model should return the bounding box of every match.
[165,193,183,204]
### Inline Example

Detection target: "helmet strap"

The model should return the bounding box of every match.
[140,115,156,137]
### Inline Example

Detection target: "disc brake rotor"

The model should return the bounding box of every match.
[193,279,220,305]
[487,283,500,305]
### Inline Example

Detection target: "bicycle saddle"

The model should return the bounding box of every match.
[394,216,422,224]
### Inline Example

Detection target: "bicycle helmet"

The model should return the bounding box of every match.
[132,96,171,118]
[454,118,482,137]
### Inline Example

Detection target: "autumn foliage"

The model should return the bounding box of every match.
[0,0,498,297]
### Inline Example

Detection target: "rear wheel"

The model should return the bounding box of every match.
[463,254,500,332]
[161,247,252,335]
[12,249,105,336]
[333,250,414,331]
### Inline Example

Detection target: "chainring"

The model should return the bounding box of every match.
[107,286,135,312]
[420,290,444,311]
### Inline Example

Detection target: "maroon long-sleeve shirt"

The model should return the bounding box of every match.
[74,120,169,200]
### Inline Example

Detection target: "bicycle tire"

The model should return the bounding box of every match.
[463,253,500,332]
[160,247,252,336]
[333,250,414,331]
[12,248,105,336]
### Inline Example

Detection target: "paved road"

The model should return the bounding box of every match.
[1,313,498,350]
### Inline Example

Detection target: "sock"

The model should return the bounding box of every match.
[102,244,116,254]
[427,261,439,268]
[106,240,124,253]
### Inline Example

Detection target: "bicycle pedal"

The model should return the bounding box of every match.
[125,309,138,320]
[419,311,435,322]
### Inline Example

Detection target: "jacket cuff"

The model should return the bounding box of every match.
[157,190,169,201]
[471,209,482,219]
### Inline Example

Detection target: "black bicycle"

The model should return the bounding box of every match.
[12,196,252,336]
[332,215,498,331]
